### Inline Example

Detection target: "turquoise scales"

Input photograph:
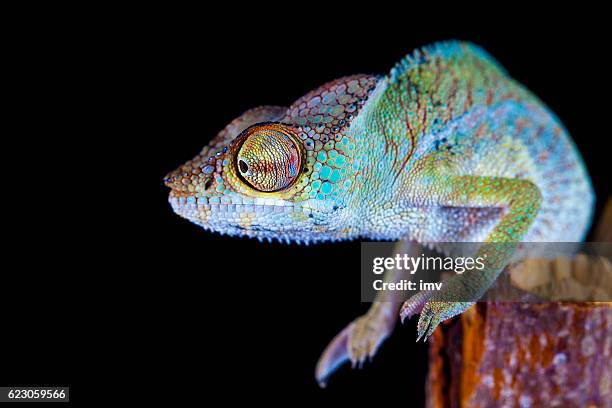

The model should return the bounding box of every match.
[165,41,594,384]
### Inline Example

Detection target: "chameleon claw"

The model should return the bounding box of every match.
[315,323,352,386]
[416,300,476,341]
[423,315,441,341]
[416,301,444,342]
[316,304,395,386]
[400,291,433,323]
[415,308,432,342]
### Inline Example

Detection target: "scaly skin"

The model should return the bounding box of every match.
[165,41,594,385]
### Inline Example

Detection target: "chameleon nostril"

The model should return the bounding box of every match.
[238,159,249,173]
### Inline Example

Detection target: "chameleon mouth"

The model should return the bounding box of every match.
[168,191,337,215]
[167,195,304,233]
[168,193,339,232]
[167,192,351,243]
[168,194,301,214]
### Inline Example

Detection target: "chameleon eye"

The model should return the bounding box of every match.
[236,124,301,192]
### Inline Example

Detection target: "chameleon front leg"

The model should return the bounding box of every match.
[315,240,421,386]
[408,175,542,341]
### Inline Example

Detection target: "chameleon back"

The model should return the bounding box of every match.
[348,42,594,242]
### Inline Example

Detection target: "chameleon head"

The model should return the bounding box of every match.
[164,120,358,243]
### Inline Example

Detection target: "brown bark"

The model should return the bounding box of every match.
[594,198,612,242]
[427,303,611,408]
[427,199,612,408]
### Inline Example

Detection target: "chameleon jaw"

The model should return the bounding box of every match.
[168,193,355,243]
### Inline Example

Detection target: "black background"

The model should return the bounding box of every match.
[3,7,610,407]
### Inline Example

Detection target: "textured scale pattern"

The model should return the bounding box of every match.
[164,74,380,243]
[165,41,595,383]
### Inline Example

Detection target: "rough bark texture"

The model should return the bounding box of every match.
[427,199,612,408]
[594,198,612,243]
[427,303,611,408]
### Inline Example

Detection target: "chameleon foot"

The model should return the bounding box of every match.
[416,301,474,341]
[315,302,395,387]
[399,290,433,323]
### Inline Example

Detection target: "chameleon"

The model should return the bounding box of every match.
[164,41,594,385]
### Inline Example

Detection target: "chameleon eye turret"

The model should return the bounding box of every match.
[235,123,302,192]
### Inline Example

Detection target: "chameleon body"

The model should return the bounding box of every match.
[165,42,594,384]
